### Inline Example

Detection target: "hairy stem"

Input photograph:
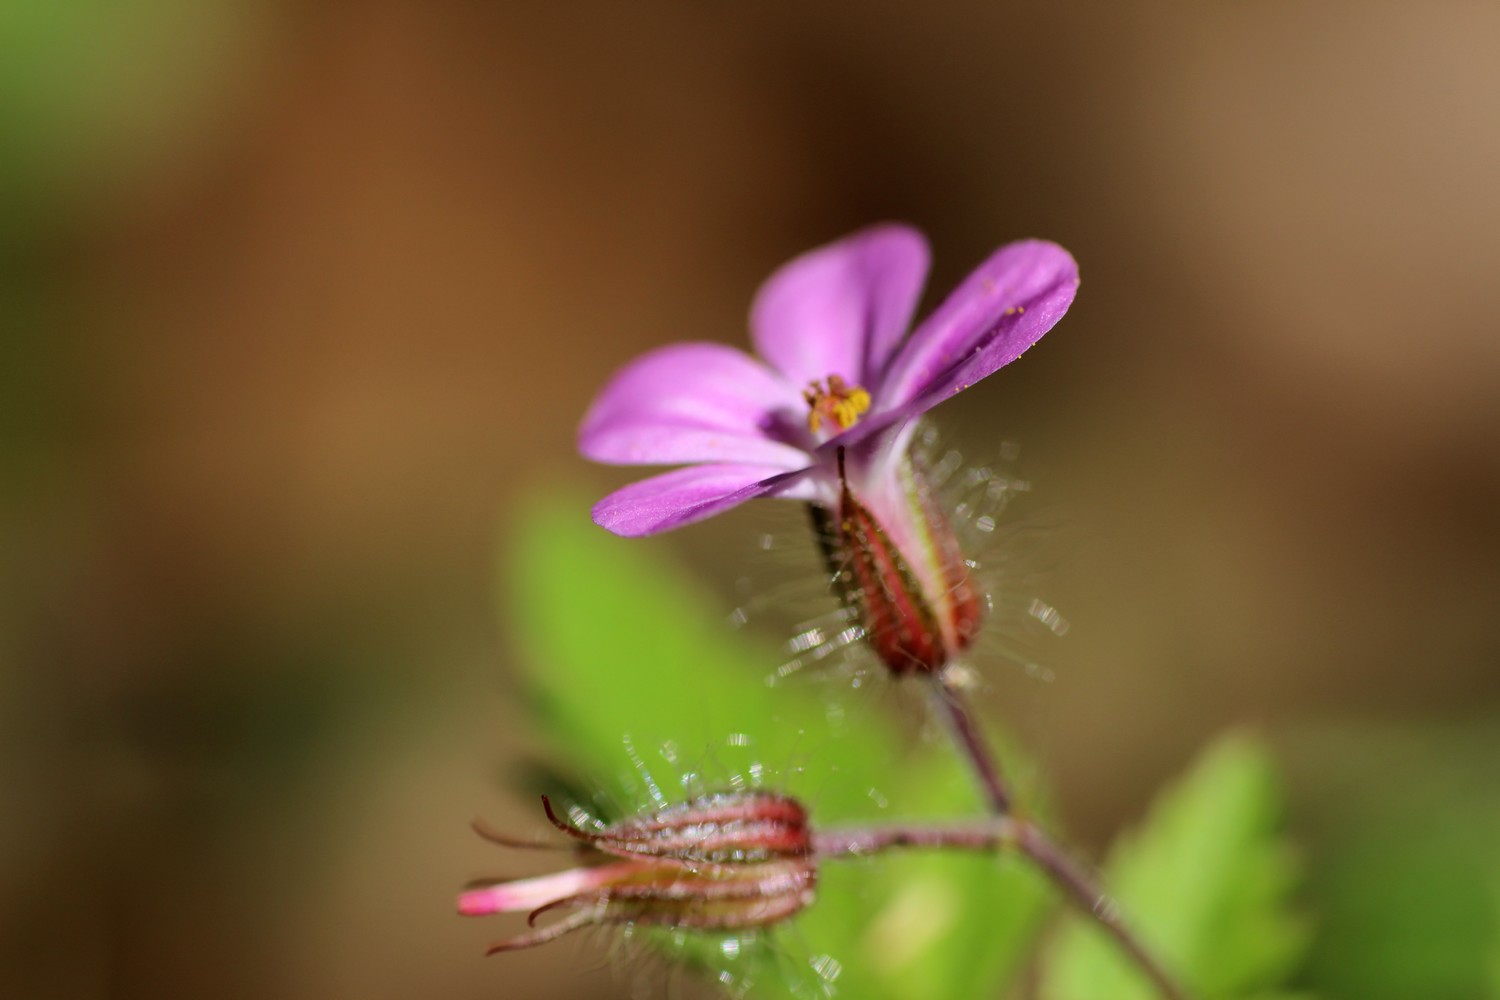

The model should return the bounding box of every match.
[1014,822,1191,1000]
[923,675,1192,1000]
[929,674,1013,813]
[812,817,1019,856]
[815,816,1189,1000]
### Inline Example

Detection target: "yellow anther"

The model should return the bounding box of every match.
[804,375,871,435]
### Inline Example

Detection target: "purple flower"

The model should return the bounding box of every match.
[579,224,1079,538]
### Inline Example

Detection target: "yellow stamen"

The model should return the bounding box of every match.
[804,375,871,434]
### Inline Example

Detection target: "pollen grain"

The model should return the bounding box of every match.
[804,375,871,435]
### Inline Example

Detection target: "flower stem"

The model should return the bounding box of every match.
[1013,823,1191,1000]
[929,674,1013,813]
[924,675,1192,1000]
[812,816,1020,856]
[813,816,1191,1000]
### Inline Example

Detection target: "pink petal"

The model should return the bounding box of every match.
[877,240,1079,415]
[591,463,814,537]
[458,863,638,916]
[750,224,929,393]
[579,343,810,468]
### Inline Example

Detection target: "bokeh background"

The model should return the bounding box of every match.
[3,2,1499,998]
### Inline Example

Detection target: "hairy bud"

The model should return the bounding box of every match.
[813,449,982,676]
[459,790,817,954]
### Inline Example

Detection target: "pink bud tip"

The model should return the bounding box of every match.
[457,889,502,916]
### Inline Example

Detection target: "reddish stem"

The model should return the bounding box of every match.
[921,676,1192,1000]
[929,675,1013,813]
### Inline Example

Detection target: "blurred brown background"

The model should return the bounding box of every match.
[3,2,1498,998]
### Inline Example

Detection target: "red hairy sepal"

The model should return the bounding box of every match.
[812,449,983,677]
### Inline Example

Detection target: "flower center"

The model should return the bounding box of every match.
[803,375,870,435]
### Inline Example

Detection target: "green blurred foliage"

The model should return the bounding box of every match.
[502,494,1323,1000]
[1492,860,1500,1000]
[1038,735,1311,1000]
[0,0,266,231]
[1284,724,1500,1000]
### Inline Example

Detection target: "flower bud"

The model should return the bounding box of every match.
[459,790,817,954]
[813,450,982,677]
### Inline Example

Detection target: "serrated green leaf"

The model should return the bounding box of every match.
[1037,733,1310,1000]
[503,491,1053,999]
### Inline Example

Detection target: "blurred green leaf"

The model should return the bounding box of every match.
[1283,722,1500,1000]
[504,491,1052,999]
[1038,733,1310,1000]
[1491,862,1500,1000]
[0,0,269,232]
